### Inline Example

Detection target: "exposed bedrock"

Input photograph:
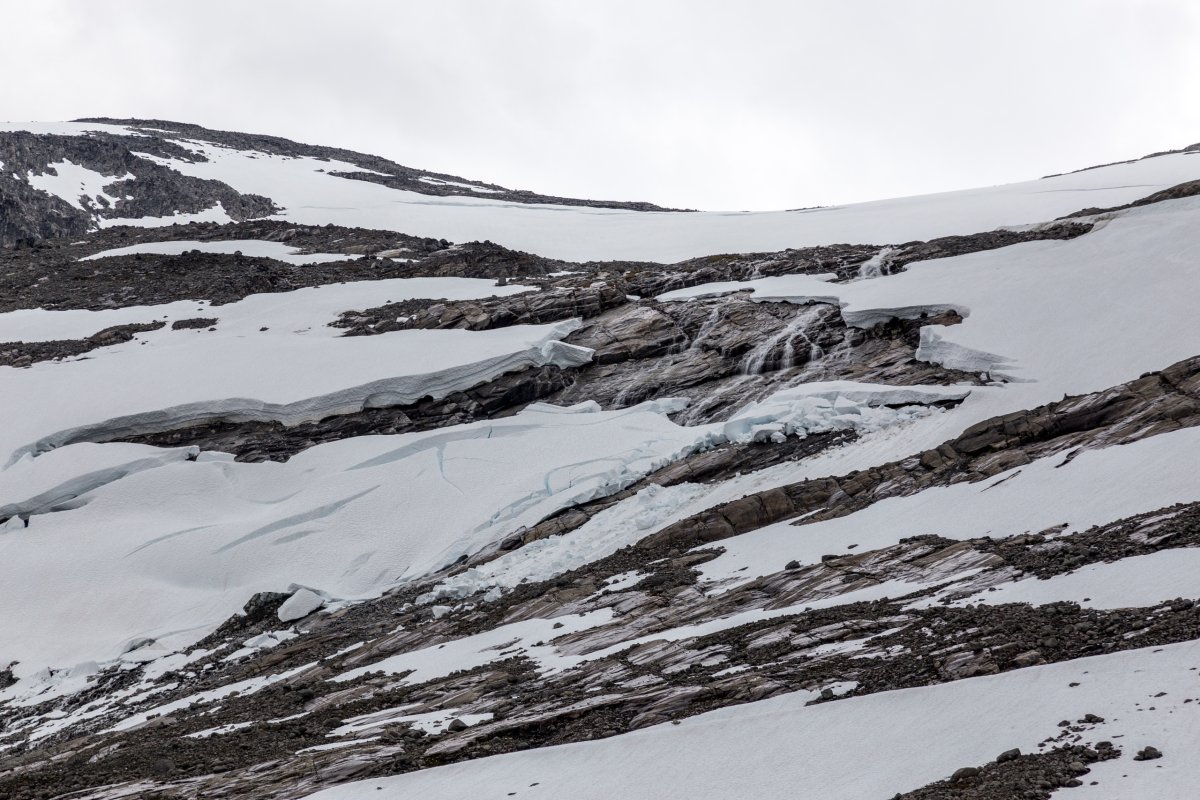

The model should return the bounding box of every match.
[620,221,1092,297]
[0,131,277,248]
[549,298,974,422]
[3,359,1198,798]
[0,321,165,368]
[96,297,971,462]
[1,211,1091,319]
[333,282,629,336]
[977,502,1200,581]
[13,331,589,464]
[0,177,93,248]
[77,118,684,211]
[1060,177,1200,219]
[112,365,573,462]
[892,743,1121,800]
[0,234,569,314]
[6,502,1195,799]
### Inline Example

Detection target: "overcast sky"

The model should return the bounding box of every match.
[3,0,1199,210]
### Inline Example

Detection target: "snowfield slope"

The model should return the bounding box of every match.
[2,119,1199,260]
[0,123,1198,800]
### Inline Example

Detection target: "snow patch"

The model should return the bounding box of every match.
[424,483,712,603]
[721,381,970,444]
[277,588,326,622]
[25,160,133,214]
[82,239,358,265]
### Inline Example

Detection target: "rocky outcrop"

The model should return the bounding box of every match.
[894,742,1120,799]
[1060,178,1200,219]
[0,177,92,249]
[76,118,685,211]
[0,131,277,248]
[5,504,1196,799]
[883,222,1092,273]
[334,282,627,336]
[0,321,165,368]
[548,300,974,421]
[969,501,1200,586]
[623,244,882,297]
[170,317,217,330]
[93,295,971,462]
[621,222,1092,297]
[110,365,571,461]
[0,226,576,313]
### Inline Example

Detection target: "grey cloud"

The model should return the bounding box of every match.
[2,0,1198,210]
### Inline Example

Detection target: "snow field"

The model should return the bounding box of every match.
[698,425,1200,588]
[139,139,1200,262]
[0,275,533,344]
[944,549,1200,610]
[0,259,970,689]
[424,482,713,603]
[304,640,1200,800]
[4,123,1200,788]
[0,278,556,462]
[9,122,1200,262]
[0,402,718,676]
[0,376,969,687]
[81,238,359,265]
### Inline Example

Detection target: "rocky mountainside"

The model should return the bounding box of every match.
[0,121,1199,800]
[0,120,678,249]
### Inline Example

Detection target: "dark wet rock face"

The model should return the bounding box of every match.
[88,297,968,460]
[549,300,973,421]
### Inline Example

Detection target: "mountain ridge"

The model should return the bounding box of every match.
[0,123,1198,800]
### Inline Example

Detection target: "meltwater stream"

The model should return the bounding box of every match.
[738,306,826,375]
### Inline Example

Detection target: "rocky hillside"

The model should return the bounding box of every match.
[0,120,679,249]
[0,123,1199,800]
